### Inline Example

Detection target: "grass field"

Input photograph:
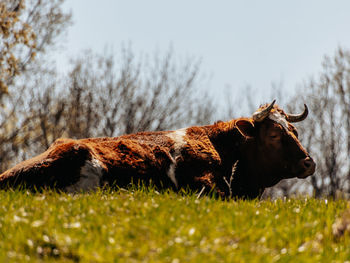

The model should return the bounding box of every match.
[0,189,349,262]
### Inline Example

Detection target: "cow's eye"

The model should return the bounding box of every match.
[270,134,279,140]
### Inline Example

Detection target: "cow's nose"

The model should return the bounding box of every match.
[298,157,316,178]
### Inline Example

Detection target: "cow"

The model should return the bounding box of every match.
[0,100,315,199]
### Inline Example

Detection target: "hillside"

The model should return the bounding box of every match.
[0,189,349,262]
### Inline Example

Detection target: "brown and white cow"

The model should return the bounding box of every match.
[0,101,315,199]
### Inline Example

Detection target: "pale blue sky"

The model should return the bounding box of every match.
[57,0,350,107]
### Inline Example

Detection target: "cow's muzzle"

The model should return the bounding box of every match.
[297,157,316,178]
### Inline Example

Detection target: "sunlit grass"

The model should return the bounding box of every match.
[0,188,349,262]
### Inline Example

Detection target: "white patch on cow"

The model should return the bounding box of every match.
[268,111,289,131]
[65,158,104,193]
[165,128,187,188]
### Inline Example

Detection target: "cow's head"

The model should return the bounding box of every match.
[235,100,315,188]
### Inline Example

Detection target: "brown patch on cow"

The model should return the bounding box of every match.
[0,139,91,190]
[183,126,221,165]
[77,133,176,189]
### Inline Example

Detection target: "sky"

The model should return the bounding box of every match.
[56,0,350,108]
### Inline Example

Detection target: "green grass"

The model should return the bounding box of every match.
[0,189,349,262]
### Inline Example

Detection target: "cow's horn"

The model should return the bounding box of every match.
[252,100,276,122]
[286,104,308,123]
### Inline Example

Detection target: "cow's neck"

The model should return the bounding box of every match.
[205,120,267,199]
[205,120,244,163]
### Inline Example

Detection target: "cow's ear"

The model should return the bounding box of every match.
[236,119,255,138]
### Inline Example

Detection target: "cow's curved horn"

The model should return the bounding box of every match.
[286,104,308,123]
[252,100,276,122]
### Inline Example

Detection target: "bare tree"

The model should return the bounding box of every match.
[0,0,72,172]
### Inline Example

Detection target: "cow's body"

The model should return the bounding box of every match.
[0,102,316,199]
